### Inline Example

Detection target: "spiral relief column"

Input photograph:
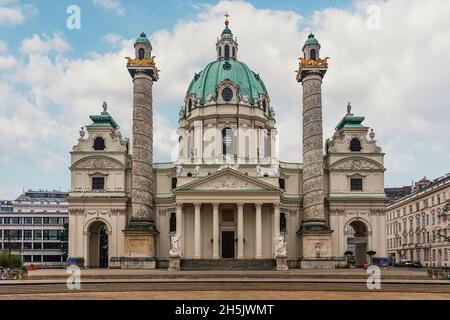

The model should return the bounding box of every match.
[122,32,160,269]
[296,34,334,268]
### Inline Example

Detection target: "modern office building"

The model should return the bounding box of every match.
[386,174,450,267]
[0,190,69,266]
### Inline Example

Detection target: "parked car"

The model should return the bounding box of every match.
[373,257,391,267]
[409,261,423,268]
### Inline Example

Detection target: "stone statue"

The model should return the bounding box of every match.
[206,93,214,103]
[347,102,352,115]
[169,235,181,257]
[369,128,375,141]
[274,235,287,257]
[193,165,200,176]
[178,106,185,119]
[240,93,249,104]
[270,161,280,176]
[176,165,184,177]
[256,164,263,176]
[102,101,108,113]
[79,127,85,138]
[191,147,197,158]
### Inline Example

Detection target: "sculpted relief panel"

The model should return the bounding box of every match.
[195,175,260,190]
[332,159,382,171]
[75,157,123,170]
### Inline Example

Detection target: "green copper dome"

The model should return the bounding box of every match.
[135,32,151,45]
[303,33,320,50]
[187,59,268,105]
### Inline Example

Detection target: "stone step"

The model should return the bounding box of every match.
[181,259,276,271]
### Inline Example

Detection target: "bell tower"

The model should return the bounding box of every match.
[123,32,160,268]
[296,34,335,268]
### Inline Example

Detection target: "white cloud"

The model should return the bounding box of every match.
[104,33,124,47]
[19,33,70,55]
[0,55,17,69]
[0,0,36,26]
[92,0,125,15]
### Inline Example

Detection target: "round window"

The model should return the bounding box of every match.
[221,87,233,102]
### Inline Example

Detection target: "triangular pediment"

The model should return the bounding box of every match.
[174,168,282,193]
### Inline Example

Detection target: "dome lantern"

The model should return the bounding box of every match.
[216,13,238,61]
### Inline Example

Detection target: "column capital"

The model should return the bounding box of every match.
[194,203,202,210]
[237,202,245,208]
[212,203,220,210]
[255,202,263,209]
[273,203,280,209]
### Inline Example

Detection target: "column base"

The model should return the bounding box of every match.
[168,255,181,271]
[298,229,336,269]
[276,256,288,271]
[123,220,158,267]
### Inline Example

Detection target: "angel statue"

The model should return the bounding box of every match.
[169,234,181,257]
[274,235,287,257]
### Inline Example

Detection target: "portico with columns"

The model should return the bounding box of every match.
[172,168,283,260]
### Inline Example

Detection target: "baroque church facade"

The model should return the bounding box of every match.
[68,18,387,269]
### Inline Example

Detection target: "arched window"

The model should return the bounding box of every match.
[221,87,233,102]
[280,213,287,233]
[232,46,235,58]
[138,48,145,60]
[224,45,230,60]
[349,138,362,152]
[93,137,105,151]
[188,99,192,112]
[222,127,233,155]
[169,213,176,233]
[310,49,317,61]
[262,99,267,112]
[219,47,222,58]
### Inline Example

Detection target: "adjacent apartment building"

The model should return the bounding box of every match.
[0,190,69,266]
[386,174,450,267]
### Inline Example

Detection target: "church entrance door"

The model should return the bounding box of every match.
[221,231,235,258]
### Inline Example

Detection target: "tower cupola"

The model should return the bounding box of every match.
[134,32,152,60]
[216,13,238,61]
[302,33,321,60]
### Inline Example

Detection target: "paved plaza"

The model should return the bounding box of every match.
[0,268,449,300]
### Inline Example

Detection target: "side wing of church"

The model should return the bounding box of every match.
[68,18,387,269]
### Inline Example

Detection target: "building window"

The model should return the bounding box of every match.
[33,242,42,250]
[43,230,59,241]
[33,255,42,262]
[171,178,177,190]
[93,137,106,151]
[232,46,236,58]
[92,177,105,190]
[24,217,33,224]
[34,217,42,224]
[24,230,32,240]
[310,49,317,60]
[224,45,230,60]
[169,213,176,233]
[349,138,362,152]
[34,230,42,240]
[188,99,192,112]
[262,99,267,112]
[279,178,285,190]
[280,213,287,233]
[138,48,145,60]
[222,127,233,155]
[350,178,363,191]
[221,87,233,102]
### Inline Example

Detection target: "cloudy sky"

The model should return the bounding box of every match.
[0,0,449,199]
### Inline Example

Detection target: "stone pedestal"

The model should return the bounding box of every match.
[168,255,181,271]
[298,231,341,269]
[276,256,288,271]
[121,221,158,269]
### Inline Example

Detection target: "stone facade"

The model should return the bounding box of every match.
[68,26,387,270]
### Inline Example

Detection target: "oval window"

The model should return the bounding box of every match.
[221,87,233,102]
